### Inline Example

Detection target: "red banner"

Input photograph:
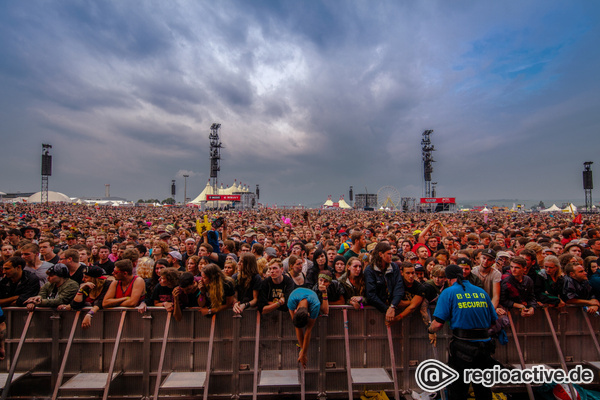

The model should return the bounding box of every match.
[420,197,456,204]
[206,195,241,201]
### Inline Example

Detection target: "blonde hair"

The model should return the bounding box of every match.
[136,257,155,279]
[257,257,268,276]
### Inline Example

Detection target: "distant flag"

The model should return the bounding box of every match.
[573,214,582,224]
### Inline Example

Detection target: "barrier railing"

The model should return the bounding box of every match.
[0,306,599,399]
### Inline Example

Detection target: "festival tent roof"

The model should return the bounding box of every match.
[541,204,562,212]
[189,180,248,204]
[323,195,333,207]
[480,207,492,213]
[338,196,351,209]
[27,191,71,203]
[189,181,216,204]
[562,203,578,213]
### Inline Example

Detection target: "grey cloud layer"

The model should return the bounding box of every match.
[0,1,599,205]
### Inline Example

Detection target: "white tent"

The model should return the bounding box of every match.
[189,180,249,207]
[541,204,562,212]
[27,191,71,203]
[338,196,352,209]
[323,195,333,207]
[562,203,578,213]
[480,207,492,213]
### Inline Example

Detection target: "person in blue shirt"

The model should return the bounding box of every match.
[288,284,328,368]
[428,264,498,400]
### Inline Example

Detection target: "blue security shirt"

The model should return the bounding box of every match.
[433,280,497,332]
[288,288,320,320]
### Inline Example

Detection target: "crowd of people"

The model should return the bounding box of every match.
[1,203,600,367]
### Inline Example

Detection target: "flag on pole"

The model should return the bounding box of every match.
[573,214,582,224]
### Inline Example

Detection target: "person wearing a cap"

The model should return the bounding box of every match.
[565,241,583,258]
[167,251,184,271]
[494,251,512,274]
[24,264,79,311]
[404,251,419,264]
[264,247,277,262]
[472,249,503,315]
[182,238,197,265]
[242,229,257,246]
[20,226,40,243]
[66,233,78,249]
[68,266,111,329]
[414,264,427,284]
[337,231,351,255]
[456,257,483,289]
[428,264,498,400]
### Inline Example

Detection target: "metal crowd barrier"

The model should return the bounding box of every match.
[0,306,599,399]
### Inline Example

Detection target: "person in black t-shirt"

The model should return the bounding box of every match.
[95,246,115,275]
[173,272,201,321]
[389,262,426,325]
[257,259,295,314]
[233,253,262,315]
[150,267,180,312]
[198,263,235,316]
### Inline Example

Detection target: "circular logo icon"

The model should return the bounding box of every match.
[415,359,460,392]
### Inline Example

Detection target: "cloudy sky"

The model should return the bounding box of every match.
[1,1,599,206]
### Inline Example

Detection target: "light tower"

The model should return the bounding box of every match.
[583,162,593,213]
[183,174,189,204]
[41,144,52,205]
[421,130,435,197]
[209,123,223,194]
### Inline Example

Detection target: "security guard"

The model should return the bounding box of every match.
[428,264,497,400]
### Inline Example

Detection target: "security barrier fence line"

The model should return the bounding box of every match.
[0,306,599,399]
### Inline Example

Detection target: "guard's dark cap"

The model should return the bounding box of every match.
[445,264,463,281]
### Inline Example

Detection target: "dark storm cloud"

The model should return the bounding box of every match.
[1,1,599,207]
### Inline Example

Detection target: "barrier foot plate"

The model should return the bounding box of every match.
[61,373,119,390]
[160,372,207,389]
[351,368,393,384]
[0,373,25,389]
[259,370,300,386]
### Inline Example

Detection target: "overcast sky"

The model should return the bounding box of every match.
[1,1,599,206]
